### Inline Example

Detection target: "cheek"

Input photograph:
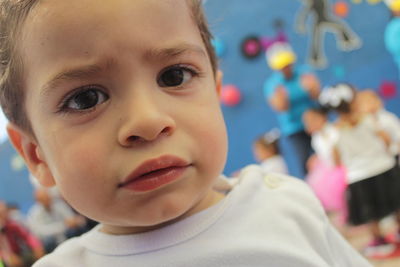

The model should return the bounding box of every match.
[40,128,112,193]
[190,104,228,175]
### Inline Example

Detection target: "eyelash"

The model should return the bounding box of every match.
[57,85,108,114]
[158,64,201,87]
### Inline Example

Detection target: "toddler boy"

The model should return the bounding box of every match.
[0,0,371,266]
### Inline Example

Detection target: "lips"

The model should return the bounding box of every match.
[119,155,191,192]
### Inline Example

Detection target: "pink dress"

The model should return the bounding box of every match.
[306,124,347,223]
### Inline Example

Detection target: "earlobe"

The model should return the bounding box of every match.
[216,70,223,96]
[7,123,56,187]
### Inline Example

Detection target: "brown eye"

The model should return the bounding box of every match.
[64,88,109,111]
[158,66,195,87]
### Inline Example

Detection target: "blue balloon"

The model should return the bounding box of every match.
[211,37,226,58]
[385,17,400,56]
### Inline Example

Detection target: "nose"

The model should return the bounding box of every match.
[117,92,176,147]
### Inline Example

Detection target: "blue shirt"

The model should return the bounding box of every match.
[264,65,317,136]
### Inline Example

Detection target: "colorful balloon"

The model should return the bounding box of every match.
[220,85,242,106]
[211,37,226,58]
[379,81,397,98]
[334,1,349,17]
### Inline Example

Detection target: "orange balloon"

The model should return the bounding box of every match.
[334,1,349,17]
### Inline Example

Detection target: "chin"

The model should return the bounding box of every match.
[143,201,192,226]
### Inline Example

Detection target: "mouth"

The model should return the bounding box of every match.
[118,155,191,192]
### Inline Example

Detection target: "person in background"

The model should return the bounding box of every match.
[252,129,288,174]
[303,107,347,225]
[263,41,320,178]
[354,89,400,163]
[27,189,87,253]
[320,83,400,258]
[0,201,44,267]
[6,203,27,229]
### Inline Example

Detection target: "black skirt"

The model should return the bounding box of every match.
[346,166,400,226]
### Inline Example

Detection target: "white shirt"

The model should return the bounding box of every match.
[337,115,395,183]
[374,109,400,156]
[33,165,371,267]
[312,124,339,167]
[27,200,75,242]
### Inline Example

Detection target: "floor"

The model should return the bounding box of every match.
[333,215,400,267]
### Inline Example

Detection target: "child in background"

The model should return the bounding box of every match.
[319,83,400,258]
[0,0,371,266]
[354,89,400,163]
[252,129,289,174]
[302,108,347,223]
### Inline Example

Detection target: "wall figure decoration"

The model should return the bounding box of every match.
[296,0,362,68]
[240,19,287,60]
[241,35,264,59]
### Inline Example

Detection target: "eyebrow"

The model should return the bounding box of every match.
[40,44,207,97]
[40,59,116,98]
[143,43,207,62]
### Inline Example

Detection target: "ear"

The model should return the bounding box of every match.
[7,123,56,187]
[215,70,223,96]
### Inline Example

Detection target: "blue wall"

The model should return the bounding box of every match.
[204,0,400,177]
[0,141,33,213]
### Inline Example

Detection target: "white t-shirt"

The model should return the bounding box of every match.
[27,201,75,243]
[260,155,289,174]
[337,115,395,184]
[374,109,400,156]
[33,165,371,267]
[311,124,339,167]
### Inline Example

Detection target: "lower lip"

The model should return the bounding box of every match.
[121,166,189,192]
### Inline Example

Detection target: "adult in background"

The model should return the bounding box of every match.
[264,41,320,178]
[27,189,87,253]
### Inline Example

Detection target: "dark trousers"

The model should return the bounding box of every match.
[287,130,314,179]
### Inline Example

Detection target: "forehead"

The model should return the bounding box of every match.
[22,0,195,54]
[19,0,202,88]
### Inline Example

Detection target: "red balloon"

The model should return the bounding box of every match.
[379,81,397,99]
[220,85,242,106]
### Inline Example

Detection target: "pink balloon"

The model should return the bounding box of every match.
[220,85,242,106]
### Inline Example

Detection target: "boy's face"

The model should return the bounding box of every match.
[14,0,227,233]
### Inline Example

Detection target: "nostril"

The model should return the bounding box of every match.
[127,136,141,142]
[161,126,172,136]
